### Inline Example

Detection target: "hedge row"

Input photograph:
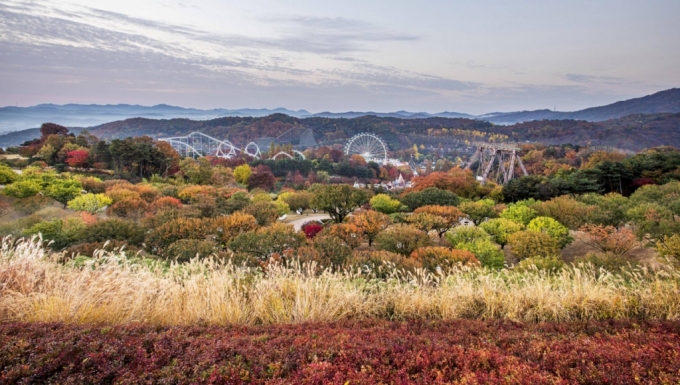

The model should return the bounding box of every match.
[2,320,679,384]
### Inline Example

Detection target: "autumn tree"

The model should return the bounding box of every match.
[310,184,370,223]
[411,247,480,272]
[242,201,280,226]
[414,205,465,237]
[233,164,252,185]
[579,224,637,257]
[406,212,447,235]
[349,210,392,246]
[66,149,90,168]
[507,230,560,260]
[319,223,363,249]
[210,212,259,246]
[44,177,83,208]
[499,202,538,226]
[247,165,276,191]
[445,226,491,248]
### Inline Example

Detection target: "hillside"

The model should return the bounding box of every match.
[484,88,680,124]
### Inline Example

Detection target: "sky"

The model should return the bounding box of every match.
[0,0,678,114]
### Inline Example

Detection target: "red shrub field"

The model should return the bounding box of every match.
[1,320,679,384]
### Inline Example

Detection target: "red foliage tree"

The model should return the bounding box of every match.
[66,150,90,168]
[248,165,277,191]
[301,222,324,239]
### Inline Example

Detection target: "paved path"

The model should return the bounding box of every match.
[287,214,331,231]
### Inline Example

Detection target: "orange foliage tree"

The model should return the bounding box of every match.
[349,210,392,246]
[414,205,465,237]
[409,167,482,199]
[578,224,637,257]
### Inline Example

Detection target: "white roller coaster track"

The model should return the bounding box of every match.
[271,150,306,160]
[159,132,256,159]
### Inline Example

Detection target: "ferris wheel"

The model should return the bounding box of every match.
[344,133,388,165]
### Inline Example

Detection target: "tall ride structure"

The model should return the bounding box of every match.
[465,143,528,185]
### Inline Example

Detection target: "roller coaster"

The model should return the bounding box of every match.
[159,132,306,160]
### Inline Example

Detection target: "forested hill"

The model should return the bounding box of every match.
[2,112,680,151]
[481,88,680,124]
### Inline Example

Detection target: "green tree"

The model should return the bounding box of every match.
[0,164,17,185]
[283,191,313,213]
[459,199,497,225]
[456,240,505,269]
[527,216,572,248]
[480,218,524,249]
[242,201,280,226]
[369,193,402,214]
[499,203,538,226]
[310,184,370,223]
[67,193,112,214]
[445,226,491,247]
[2,179,42,198]
[374,224,430,255]
[401,187,460,211]
[229,223,306,260]
[44,178,82,208]
[180,158,213,185]
[233,164,252,185]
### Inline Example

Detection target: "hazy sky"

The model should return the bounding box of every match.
[1,0,678,114]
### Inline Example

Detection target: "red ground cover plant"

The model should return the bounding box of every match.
[1,320,679,384]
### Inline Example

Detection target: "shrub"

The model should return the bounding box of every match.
[78,218,146,246]
[146,217,211,252]
[67,193,112,214]
[177,185,217,203]
[456,240,505,269]
[348,250,423,277]
[164,239,219,263]
[149,196,182,211]
[369,194,402,214]
[105,188,140,203]
[273,199,290,216]
[479,218,524,248]
[11,194,52,214]
[657,234,680,265]
[527,216,572,248]
[301,221,324,239]
[516,255,565,273]
[579,224,637,257]
[507,230,560,260]
[78,176,106,193]
[0,163,17,184]
[107,197,149,218]
[575,252,640,275]
[210,212,259,246]
[23,217,84,250]
[229,223,306,260]
[374,224,430,255]
[310,235,353,267]
[533,195,590,230]
[2,179,41,198]
[406,212,447,235]
[65,240,142,259]
[233,164,252,185]
[411,246,479,272]
[445,226,491,247]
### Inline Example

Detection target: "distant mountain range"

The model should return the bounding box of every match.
[0,88,677,132]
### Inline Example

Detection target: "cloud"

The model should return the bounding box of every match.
[565,74,631,85]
